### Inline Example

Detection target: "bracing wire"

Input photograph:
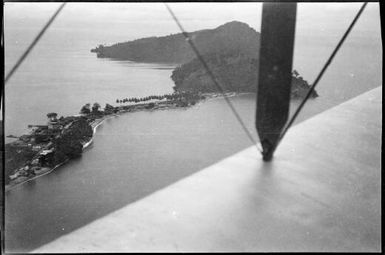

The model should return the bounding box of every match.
[4,3,66,85]
[164,3,258,146]
[272,2,368,153]
[4,2,366,155]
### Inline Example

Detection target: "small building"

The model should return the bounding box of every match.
[32,145,42,151]
[48,122,62,130]
[28,125,49,130]
[31,158,40,166]
[40,149,54,156]
[9,172,19,180]
[39,149,55,167]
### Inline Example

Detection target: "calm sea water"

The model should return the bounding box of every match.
[4,3,382,252]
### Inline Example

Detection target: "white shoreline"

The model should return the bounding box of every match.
[4,95,225,192]
[5,115,117,192]
[82,115,114,150]
[5,159,70,192]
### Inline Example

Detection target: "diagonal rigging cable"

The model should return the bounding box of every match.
[3,2,366,155]
[3,2,257,147]
[164,3,257,146]
[269,2,368,155]
[4,3,66,85]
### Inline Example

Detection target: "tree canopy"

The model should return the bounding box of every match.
[92,102,101,113]
[80,103,91,114]
[47,112,58,118]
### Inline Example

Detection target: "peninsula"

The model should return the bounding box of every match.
[4,91,204,191]
[5,22,319,191]
[171,51,318,98]
[91,21,318,98]
[91,21,260,63]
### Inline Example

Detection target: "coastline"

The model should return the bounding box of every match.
[5,117,112,192]
[5,159,70,192]
[4,92,259,192]
[82,114,118,150]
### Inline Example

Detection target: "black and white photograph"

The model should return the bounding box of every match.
[2,1,382,253]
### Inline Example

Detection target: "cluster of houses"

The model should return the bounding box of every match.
[9,113,80,181]
[9,147,56,180]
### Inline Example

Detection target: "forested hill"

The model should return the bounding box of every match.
[91,21,260,63]
[91,21,317,98]
[171,51,319,99]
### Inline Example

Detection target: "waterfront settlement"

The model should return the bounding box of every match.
[5,91,205,191]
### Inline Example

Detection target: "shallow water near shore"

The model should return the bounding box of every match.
[3,91,379,252]
[4,3,382,252]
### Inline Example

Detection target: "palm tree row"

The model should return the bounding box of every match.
[115,91,204,105]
